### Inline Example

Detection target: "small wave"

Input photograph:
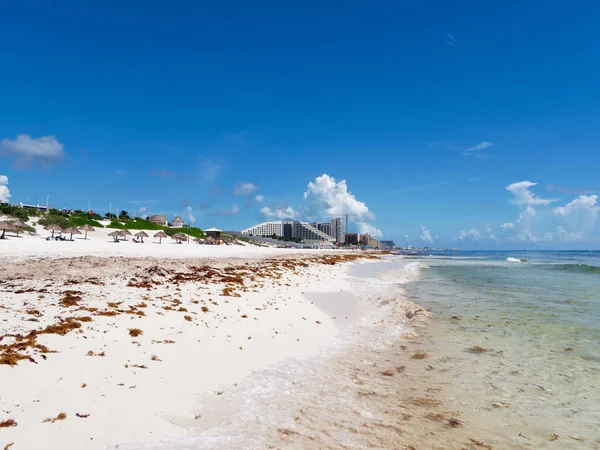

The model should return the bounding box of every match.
[550,264,600,274]
[506,257,526,263]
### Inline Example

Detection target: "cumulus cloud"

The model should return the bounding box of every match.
[555,226,585,242]
[303,174,374,220]
[356,222,382,238]
[464,141,493,152]
[234,182,259,196]
[186,206,196,225]
[419,226,433,243]
[0,175,10,203]
[458,228,482,241]
[260,205,297,220]
[501,222,515,230]
[137,206,148,218]
[1,134,65,168]
[485,226,497,241]
[553,195,599,233]
[255,195,264,203]
[506,181,557,206]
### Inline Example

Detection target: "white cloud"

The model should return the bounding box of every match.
[419,226,433,243]
[501,222,515,230]
[186,205,196,225]
[553,194,599,234]
[0,175,10,203]
[260,205,297,220]
[1,134,65,168]
[255,195,264,203]
[485,226,497,241]
[464,142,492,152]
[506,181,557,206]
[555,226,585,242]
[234,182,259,196]
[356,222,382,238]
[458,228,482,241]
[303,174,374,220]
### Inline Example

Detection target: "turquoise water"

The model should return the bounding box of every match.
[405,251,600,447]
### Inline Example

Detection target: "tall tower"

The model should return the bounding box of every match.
[330,217,345,244]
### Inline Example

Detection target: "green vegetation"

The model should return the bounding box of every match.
[69,217,104,228]
[122,220,164,230]
[163,227,205,239]
[48,208,69,217]
[107,221,126,229]
[38,214,71,229]
[0,204,32,222]
[105,218,203,237]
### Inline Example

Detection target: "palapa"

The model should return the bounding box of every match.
[79,223,95,239]
[172,233,188,242]
[0,221,16,239]
[63,226,82,240]
[108,230,126,241]
[153,231,168,243]
[44,224,63,237]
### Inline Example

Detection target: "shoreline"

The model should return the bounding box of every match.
[2,250,539,450]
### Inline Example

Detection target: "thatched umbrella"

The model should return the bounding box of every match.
[108,230,125,242]
[172,233,188,243]
[0,221,16,239]
[154,231,168,244]
[194,237,205,244]
[205,236,217,245]
[79,223,95,239]
[9,219,25,237]
[134,231,148,242]
[63,226,82,240]
[120,229,132,240]
[44,224,63,237]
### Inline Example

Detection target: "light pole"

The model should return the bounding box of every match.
[109,201,112,218]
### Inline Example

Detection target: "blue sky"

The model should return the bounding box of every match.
[1,1,600,249]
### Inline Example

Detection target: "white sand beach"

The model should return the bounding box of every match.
[0,224,398,449]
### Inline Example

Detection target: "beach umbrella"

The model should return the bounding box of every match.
[205,236,216,245]
[0,221,16,239]
[172,233,188,243]
[120,229,132,240]
[134,231,148,242]
[193,237,205,244]
[108,230,125,241]
[44,224,63,237]
[9,219,25,237]
[63,226,82,240]
[79,224,95,239]
[153,231,168,244]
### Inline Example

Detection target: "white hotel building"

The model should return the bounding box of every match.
[241,220,335,243]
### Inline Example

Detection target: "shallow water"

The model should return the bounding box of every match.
[405,250,600,448]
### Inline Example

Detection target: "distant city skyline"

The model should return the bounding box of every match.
[1,1,599,249]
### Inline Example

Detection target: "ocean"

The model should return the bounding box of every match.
[404,250,600,449]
